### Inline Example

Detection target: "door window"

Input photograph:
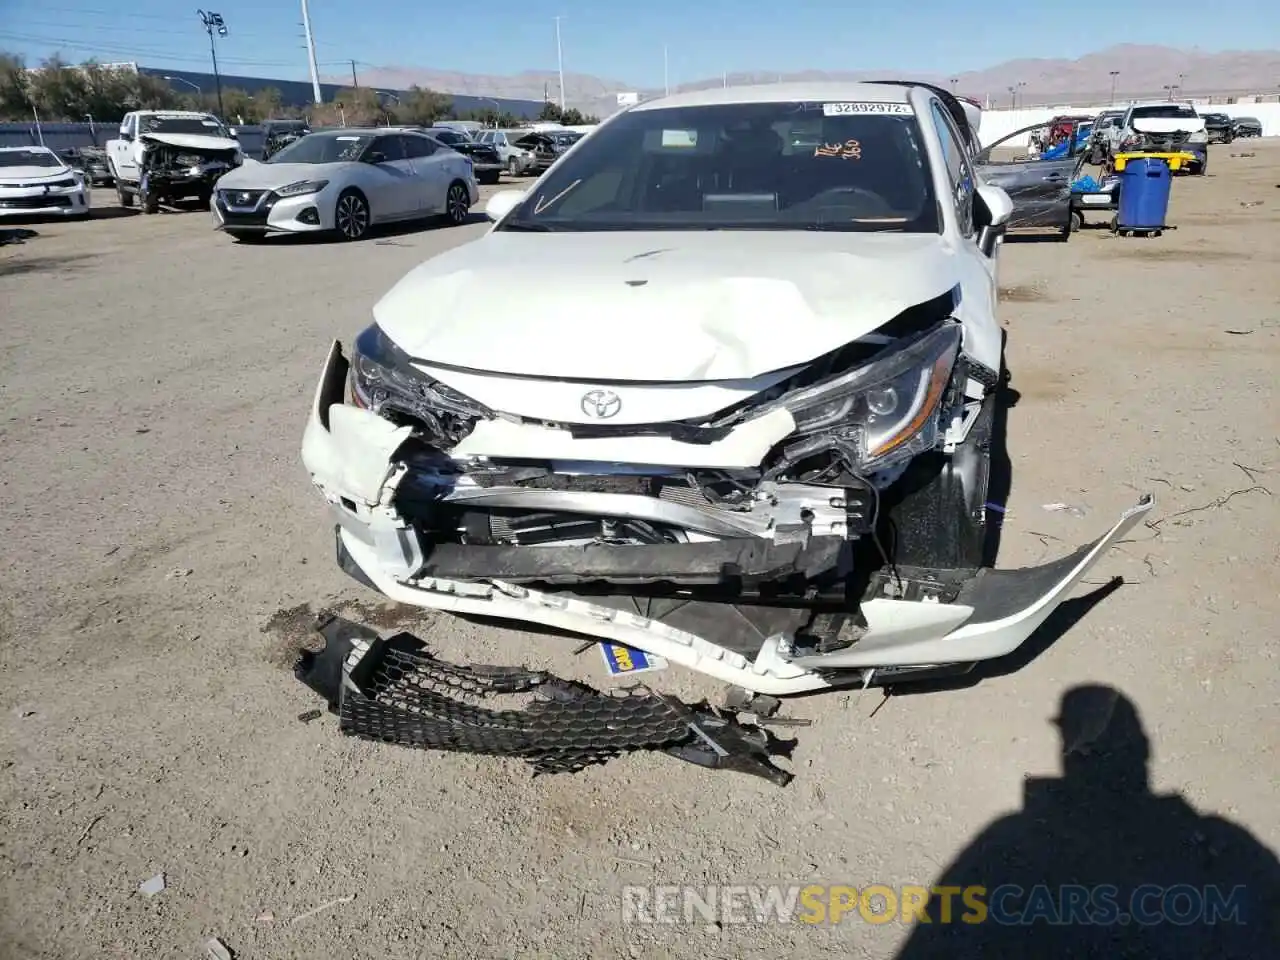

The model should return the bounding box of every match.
[401,135,437,159]
[368,136,405,162]
[931,101,975,237]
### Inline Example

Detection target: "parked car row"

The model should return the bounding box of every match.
[1084,103,1263,172]
[473,127,584,176]
[4,111,584,241]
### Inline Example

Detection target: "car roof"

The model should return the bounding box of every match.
[633,81,912,112]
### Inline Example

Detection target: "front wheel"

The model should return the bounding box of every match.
[116,181,134,208]
[444,181,470,225]
[334,189,370,241]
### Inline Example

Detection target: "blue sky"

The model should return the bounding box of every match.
[2,0,1277,88]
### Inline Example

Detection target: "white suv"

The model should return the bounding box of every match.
[475,129,536,176]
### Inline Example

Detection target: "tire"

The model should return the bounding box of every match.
[334,188,370,241]
[1069,210,1083,234]
[507,157,519,177]
[444,180,471,225]
[1196,154,1208,177]
[116,181,134,208]
[141,188,159,215]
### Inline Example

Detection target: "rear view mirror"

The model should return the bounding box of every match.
[484,189,526,221]
[974,183,1013,256]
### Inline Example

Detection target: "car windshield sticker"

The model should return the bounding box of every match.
[822,102,914,116]
[814,138,862,159]
[599,642,668,676]
[661,128,698,148]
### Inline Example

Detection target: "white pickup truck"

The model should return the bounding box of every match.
[106,110,243,213]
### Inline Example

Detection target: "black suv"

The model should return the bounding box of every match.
[1200,113,1234,144]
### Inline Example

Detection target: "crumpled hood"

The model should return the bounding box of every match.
[0,165,74,183]
[373,231,961,381]
[140,132,241,152]
[1132,117,1205,135]
[217,161,355,190]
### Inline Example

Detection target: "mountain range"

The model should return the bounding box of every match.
[328,44,1280,116]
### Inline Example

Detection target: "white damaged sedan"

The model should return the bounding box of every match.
[301,82,1152,697]
[0,146,91,220]
[212,127,479,242]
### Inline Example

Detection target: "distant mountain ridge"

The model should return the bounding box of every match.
[328,44,1280,118]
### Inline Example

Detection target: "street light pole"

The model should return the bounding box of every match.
[554,16,566,115]
[196,10,227,118]
[664,45,669,96]
[164,75,202,94]
[300,0,323,104]
[1109,70,1119,105]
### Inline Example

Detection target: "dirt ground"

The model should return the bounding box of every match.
[2,146,1277,960]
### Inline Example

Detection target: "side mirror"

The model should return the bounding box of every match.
[974,183,1013,257]
[483,189,526,221]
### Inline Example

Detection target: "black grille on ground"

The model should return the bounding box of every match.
[294,615,796,784]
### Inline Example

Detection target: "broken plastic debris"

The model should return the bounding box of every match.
[1042,502,1087,517]
[205,937,233,960]
[138,873,165,897]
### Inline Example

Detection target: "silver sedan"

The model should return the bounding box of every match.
[211,128,479,242]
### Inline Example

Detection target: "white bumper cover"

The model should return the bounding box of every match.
[0,181,89,217]
[302,340,1154,696]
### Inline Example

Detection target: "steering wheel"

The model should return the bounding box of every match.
[795,185,898,218]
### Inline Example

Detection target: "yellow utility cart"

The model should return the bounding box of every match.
[1111,151,1197,173]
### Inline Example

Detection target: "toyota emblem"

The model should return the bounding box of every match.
[580,389,622,419]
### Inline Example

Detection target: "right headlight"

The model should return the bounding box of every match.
[747,321,962,472]
[349,323,491,446]
[275,179,329,197]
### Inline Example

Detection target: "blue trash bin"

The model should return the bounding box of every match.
[1117,158,1171,232]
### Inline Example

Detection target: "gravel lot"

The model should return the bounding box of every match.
[2,147,1278,959]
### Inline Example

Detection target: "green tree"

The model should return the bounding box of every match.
[394,85,453,126]
[538,101,562,122]
[0,52,33,120]
[254,86,285,119]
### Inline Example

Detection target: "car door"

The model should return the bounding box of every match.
[111,114,140,181]
[358,135,415,221]
[972,120,1082,230]
[400,133,446,213]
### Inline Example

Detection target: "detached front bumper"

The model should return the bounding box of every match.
[302,341,1154,696]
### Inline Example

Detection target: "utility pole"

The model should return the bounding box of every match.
[554,16,566,113]
[1109,70,1119,105]
[196,10,227,118]
[349,59,359,89]
[722,71,727,89]
[300,0,323,104]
